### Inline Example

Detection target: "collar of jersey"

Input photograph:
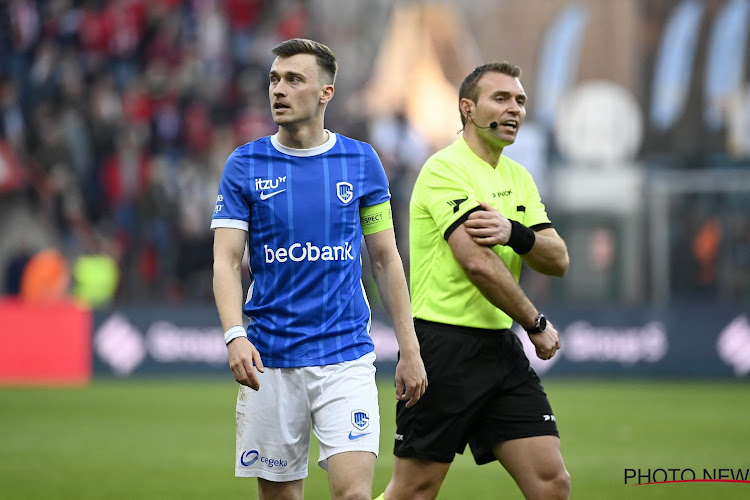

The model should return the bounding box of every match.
[270,130,337,157]
[456,136,505,170]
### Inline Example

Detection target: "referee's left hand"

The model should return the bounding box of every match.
[464,201,511,246]
[395,351,428,408]
[528,321,561,360]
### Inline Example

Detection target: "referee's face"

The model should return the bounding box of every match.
[269,54,333,126]
[475,72,527,146]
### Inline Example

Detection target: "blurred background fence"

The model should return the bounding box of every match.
[1,0,749,383]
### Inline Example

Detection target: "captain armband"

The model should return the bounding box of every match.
[507,220,536,255]
[360,200,394,235]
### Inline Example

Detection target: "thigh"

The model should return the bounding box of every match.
[493,435,568,499]
[309,351,380,471]
[385,456,452,500]
[257,478,304,500]
[326,451,376,500]
[235,367,311,482]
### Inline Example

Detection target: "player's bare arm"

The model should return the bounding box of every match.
[465,201,569,276]
[448,223,560,359]
[364,228,428,407]
[213,227,265,389]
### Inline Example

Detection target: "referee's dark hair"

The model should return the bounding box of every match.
[458,62,522,126]
[272,38,338,85]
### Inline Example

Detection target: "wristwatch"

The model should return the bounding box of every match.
[525,313,547,334]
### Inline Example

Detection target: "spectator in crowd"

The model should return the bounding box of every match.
[0,0,311,302]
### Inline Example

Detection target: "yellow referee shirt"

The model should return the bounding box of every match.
[409,137,551,329]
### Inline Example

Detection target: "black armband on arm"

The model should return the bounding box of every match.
[507,220,536,255]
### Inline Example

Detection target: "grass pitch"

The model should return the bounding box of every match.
[1,378,748,499]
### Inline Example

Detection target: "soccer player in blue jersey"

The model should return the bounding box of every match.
[210,38,427,500]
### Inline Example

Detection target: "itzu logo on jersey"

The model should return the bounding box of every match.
[255,176,287,190]
[255,176,287,201]
[264,241,355,263]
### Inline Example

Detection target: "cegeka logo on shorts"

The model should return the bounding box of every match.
[240,449,288,468]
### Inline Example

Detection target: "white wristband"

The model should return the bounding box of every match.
[224,325,246,345]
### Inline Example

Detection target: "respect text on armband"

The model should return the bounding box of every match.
[361,208,391,227]
[264,242,355,263]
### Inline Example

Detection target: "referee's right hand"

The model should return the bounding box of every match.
[227,337,265,390]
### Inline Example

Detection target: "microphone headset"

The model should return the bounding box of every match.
[465,108,497,129]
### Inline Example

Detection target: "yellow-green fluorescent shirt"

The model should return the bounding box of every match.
[409,137,552,329]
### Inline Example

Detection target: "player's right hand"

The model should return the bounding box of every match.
[395,350,428,408]
[227,337,265,390]
[528,321,561,361]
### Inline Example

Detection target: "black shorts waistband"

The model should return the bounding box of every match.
[414,318,510,337]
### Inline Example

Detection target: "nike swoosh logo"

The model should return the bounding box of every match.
[348,431,371,440]
[260,189,286,200]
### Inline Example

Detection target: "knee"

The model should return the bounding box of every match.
[330,485,371,500]
[385,477,441,500]
[546,468,571,499]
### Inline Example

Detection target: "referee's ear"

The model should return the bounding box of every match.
[459,97,473,125]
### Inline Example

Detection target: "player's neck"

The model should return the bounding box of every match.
[463,130,504,168]
[276,123,329,150]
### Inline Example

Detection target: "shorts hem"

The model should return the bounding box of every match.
[235,469,308,481]
[319,446,379,465]
[393,449,453,464]
[474,431,561,465]
[496,429,560,443]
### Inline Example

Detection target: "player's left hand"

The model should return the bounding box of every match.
[394,350,428,408]
[464,201,511,246]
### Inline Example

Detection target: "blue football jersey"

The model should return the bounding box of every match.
[211,131,390,368]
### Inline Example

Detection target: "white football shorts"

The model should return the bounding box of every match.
[234,351,379,481]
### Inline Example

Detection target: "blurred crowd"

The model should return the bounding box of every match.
[0,0,315,305]
[2,0,748,308]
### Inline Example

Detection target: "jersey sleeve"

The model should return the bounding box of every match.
[413,158,481,240]
[360,145,391,208]
[518,168,551,229]
[211,148,250,231]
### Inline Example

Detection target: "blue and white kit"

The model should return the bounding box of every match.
[211,131,390,368]
[212,131,388,480]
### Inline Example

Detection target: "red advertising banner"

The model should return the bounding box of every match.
[0,299,92,385]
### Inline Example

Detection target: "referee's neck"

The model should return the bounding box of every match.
[464,131,504,168]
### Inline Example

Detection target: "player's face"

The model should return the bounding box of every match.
[475,72,527,146]
[269,54,330,126]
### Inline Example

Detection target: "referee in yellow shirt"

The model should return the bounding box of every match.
[380,62,571,500]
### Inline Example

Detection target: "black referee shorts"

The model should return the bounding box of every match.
[393,319,559,465]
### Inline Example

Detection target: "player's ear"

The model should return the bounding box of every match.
[320,84,334,104]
